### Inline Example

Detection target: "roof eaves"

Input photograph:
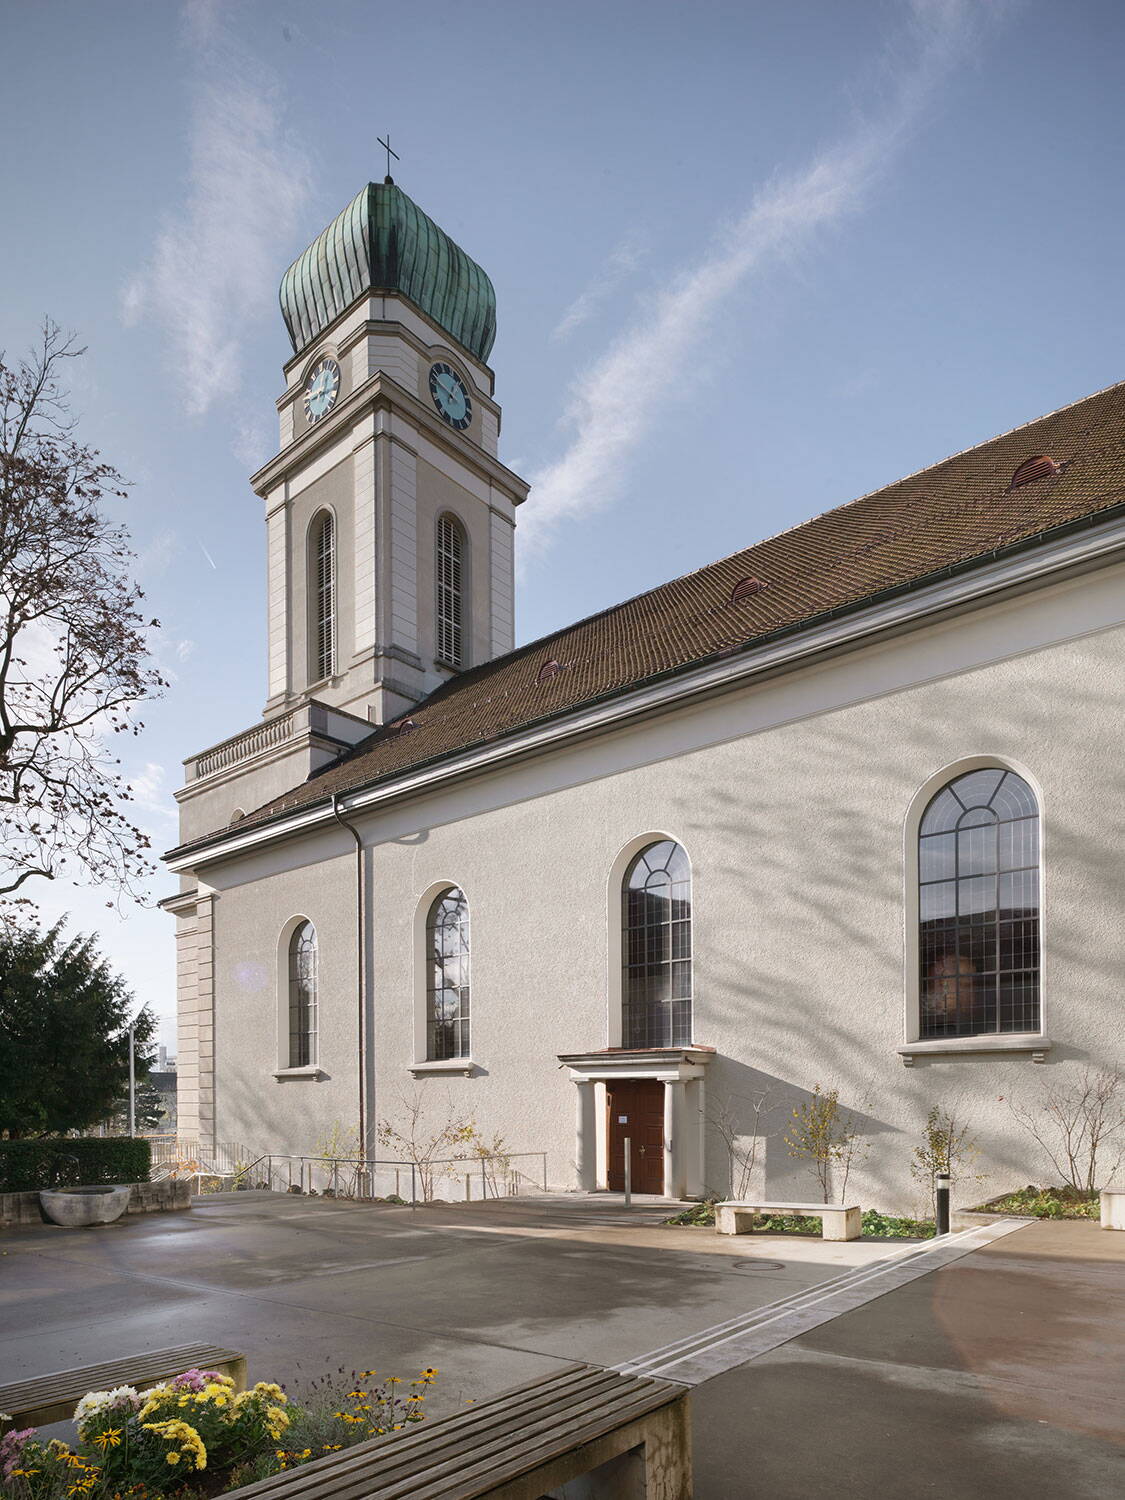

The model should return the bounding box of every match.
[164,492,1125,867]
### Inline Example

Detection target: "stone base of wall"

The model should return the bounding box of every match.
[0,1179,191,1228]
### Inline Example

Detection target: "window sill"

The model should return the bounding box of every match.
[898,1036,1052,1067]
[409,1058,477,1077]
[273,1065,327,1081]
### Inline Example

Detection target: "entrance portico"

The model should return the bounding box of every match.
[559,1047,714,1200]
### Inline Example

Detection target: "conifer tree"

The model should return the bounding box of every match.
[0,919,154,1137]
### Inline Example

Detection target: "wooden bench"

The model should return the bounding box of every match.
[0,1342,246,1436]
[225,1362,690,1500]
[715,1200,862,1242]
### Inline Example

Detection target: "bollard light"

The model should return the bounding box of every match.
[936,1171,951,1236]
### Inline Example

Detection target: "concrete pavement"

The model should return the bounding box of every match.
[0,1191,890,1420]
[692,1220,1125,1498]
[1,1196,1121,1495]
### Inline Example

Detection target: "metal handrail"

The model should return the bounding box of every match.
[248,1150,549,1205]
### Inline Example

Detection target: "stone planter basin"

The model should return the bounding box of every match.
[39,1185,132,1227]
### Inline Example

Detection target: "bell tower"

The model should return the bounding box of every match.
[174,177,527,852]
[252,176,528,728]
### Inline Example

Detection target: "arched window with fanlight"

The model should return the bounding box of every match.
[310,511,336,682]
[622,840,692,1048]
[918,768,1040,1038]
[426,888,470,1059]
[436,515,465,668]
[288,921,318,1067]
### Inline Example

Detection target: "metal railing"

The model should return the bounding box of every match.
[120,1135,550,1204]
[146,1138,255,1191]
[242,1151,550,1205]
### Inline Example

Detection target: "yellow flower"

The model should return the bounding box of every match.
[93,1428,123,1450]
[166,1454,181,1466]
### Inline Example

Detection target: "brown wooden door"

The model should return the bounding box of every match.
[607,1080,664,1194]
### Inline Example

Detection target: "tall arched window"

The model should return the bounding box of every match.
[919,768,1040,1038]
[622,840,692,1048]
[311,511,335,681]
[288,921,318,1066]
[436,516,465,668]
[427,888,470,1059]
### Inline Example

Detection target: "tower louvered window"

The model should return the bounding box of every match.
[312,512,335,681]
[436,516,465,667]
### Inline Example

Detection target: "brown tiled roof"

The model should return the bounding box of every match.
[183,379,1125,851]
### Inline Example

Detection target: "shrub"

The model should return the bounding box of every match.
[0,1137,151,1193]
[972,1184,1099,1220]
[784,1084,868,1202]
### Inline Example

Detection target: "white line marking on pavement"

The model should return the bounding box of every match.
[617,1219,1029,1386]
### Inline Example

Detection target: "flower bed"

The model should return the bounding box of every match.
[0,1363,438,1499]
[663,1202,935,1238]
[969,1184,1099,1219]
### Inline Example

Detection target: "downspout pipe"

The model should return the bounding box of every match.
[331,791,367,1160]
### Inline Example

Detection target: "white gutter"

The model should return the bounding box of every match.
[165,510,1125,873]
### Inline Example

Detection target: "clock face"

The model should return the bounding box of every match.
[303,357,340,423]
[428,362,472,430]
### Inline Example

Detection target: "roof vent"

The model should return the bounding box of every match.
[537,659,565,683]
[730,576,769,604]
[1010,455,1060,489]
[391,717,416,734]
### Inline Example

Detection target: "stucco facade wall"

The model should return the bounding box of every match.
[197,567,1125,1215]
[209,836,359,1157]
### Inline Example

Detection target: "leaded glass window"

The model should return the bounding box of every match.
[312,512,335,681]
[288,921,318,1067]
[622,841,692,1048]
[919,768,1040,1038]
[436,516,464,668]
[427,888,470,1059]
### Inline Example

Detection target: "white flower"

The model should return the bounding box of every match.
[74,1386,139,1438]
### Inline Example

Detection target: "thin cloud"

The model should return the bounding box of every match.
[129,763,175,824]
[551,238,646,341]
[521,0,991,558]
[123,1,312,422]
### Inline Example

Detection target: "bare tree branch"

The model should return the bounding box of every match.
[0,320,165,906]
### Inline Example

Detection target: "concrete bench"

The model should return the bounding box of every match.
[225,1361,690,1500]
[715,1200,862,1242]
[0,1342,246,1436]
[1100,1187,1125,1230]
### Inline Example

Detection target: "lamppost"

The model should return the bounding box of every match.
[128,1021,136,1139]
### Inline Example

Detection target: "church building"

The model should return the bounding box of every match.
[164,175,1125,1211]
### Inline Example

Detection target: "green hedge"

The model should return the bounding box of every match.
[0,1137,151,1193]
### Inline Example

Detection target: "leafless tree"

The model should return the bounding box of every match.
[1008,1068,1125,1195]
[0,321,164,906]
[707,1086,775,1199]
[376,1088,480,1202]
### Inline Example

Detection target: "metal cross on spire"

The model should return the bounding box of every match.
[378,134,400,183]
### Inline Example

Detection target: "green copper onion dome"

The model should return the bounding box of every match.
[279,181,497,364]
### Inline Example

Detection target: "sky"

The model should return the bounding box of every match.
[2,0,1124,1050]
